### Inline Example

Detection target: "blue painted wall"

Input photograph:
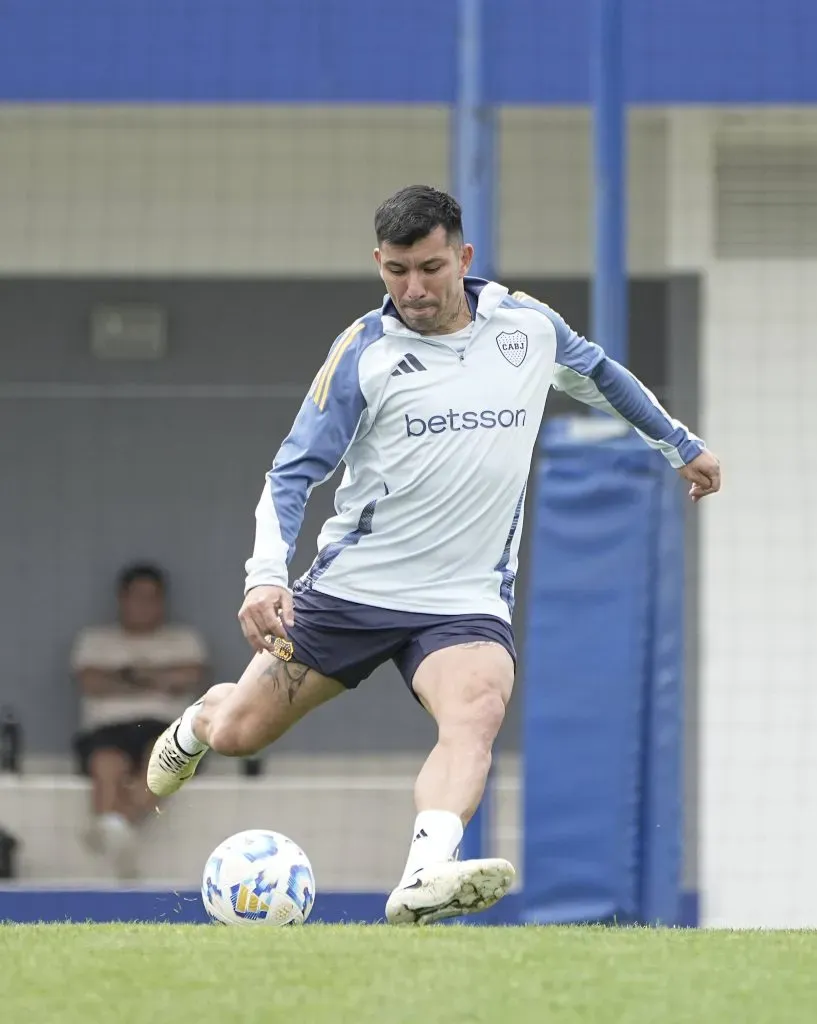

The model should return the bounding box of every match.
[2,0,815,104]
[0,887,700,926]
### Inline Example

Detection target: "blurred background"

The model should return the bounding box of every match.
[0,0,814,929]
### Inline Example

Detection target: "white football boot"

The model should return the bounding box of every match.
[385,857,515,925]
[146,718,207,797]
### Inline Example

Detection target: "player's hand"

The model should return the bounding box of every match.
[678,449,721,503]
[238,585,295,652]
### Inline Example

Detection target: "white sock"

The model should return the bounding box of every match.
[175,699,207,754]
[98,812,130,833]
[399,810,464,887]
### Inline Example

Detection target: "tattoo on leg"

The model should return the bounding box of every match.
[261,656,309,704]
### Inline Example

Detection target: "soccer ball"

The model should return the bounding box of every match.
[201,829,316,926]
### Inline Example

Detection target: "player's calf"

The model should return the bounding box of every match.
[200,651,343,755]
[147,651,344,797]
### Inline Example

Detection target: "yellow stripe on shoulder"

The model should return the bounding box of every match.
[309,330,347,402]
[313,320,366,411]
[512,289,548,307]
[309,322,356,404]
[309,326,351,402]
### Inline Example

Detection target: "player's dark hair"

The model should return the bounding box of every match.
[117,562,166,593]
[374,185,464,247]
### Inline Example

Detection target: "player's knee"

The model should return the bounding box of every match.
[204,681,237,705]
[443,686,507,747]
[207,713,263,758]
[471,690,507,742]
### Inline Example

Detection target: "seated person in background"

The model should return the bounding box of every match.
[70,562,207,877]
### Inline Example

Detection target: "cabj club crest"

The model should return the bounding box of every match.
[496,330,528,367]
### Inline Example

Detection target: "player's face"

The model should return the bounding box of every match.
[119,578,165,633]
[375,226,474,335]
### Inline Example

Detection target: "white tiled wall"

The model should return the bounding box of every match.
[0,106,450,276]
[498,108,667,276]
[0,105,667,277]
[699,261,817,928]
[666,109,817,927]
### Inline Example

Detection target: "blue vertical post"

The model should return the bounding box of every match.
[454,0,495,862]
[454,0,495,280]
[591,0,627,364]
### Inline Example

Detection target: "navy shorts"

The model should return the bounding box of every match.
[283,588,516,693]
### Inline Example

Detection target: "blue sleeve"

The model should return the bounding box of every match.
[544,305,704,468]
[271,334,367,561]
[244,318,376,591]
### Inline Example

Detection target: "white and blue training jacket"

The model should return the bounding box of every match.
[245,278,703,621]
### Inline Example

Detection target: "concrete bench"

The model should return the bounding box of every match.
[0,754,521,889]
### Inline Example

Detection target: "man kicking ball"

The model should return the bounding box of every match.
[147,185,720,924]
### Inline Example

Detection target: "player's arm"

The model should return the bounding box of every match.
[76,667,141,696]
[241,322,369,650]
[73,629,208,695]
[71,629,138,695]
[542,304,720,500]
[76,663,204,696]
[128,630,208,694]
[127,663,206,695]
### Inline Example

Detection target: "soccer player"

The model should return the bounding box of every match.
[147,185,720,924]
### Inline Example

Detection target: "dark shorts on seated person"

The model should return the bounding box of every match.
[74,718,170,776]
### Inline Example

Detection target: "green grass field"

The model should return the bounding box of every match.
[1,923,815,1023]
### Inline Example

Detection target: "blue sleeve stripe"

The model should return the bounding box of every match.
[590,358,677,442]
[270,436,357,562]
[508,290,705,463]
[268,312,383,562]
[270,394,364,561]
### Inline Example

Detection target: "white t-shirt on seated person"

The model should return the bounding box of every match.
[71,624,207,731]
